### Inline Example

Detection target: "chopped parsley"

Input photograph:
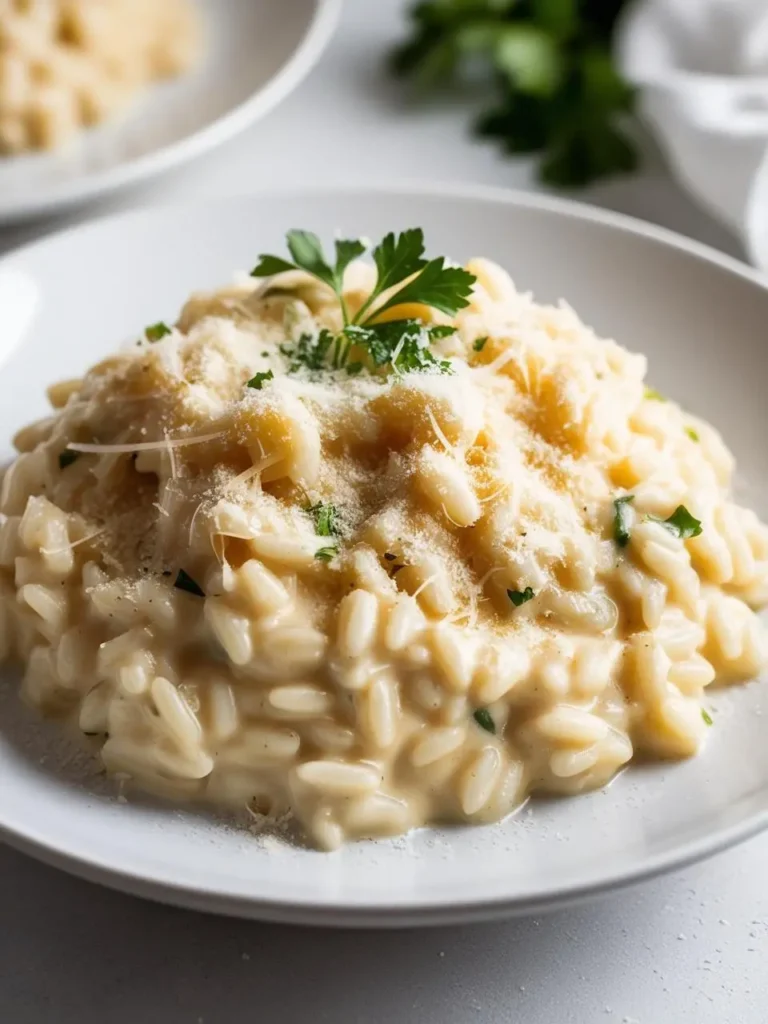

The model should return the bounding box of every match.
[306,502,342,538]
[644,387,664,401]
[685,426,700,442]
[246,370,274,390]
[613,495,635,548]
[58,450,79,470]
[343,320,454,375]
[251,229,474,376]
[173,569,204,597]
[701,708,713,726]
[314,546,337,563]
[473,708,496,734]
[655,505,703,540]
[145,321,172,343]
[507,586,535,607]
[280,328,335,374]
[473,336,488,352]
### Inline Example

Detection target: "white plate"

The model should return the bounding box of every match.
[0,0,340,225]
[1,186,768,927]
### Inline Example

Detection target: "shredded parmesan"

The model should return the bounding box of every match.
[412,573,439,600]
[164,431,179,481]
[426,405,454,455]
[440,503,465,529]
[67,431,225,454]
[40,528,106,557]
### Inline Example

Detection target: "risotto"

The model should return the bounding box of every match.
[1,227,767,850]
[0,0,201,154]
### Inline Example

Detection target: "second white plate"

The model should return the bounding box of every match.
[0,0,340,225]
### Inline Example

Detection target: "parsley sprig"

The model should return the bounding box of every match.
[391,1,636,188]
[252,229,475,376]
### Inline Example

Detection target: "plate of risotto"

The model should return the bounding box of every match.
[1,185,767,926]
[0,0,340,223]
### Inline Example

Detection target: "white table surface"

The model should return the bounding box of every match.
[1,3,766,1022]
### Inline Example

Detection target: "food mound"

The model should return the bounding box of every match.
[1,227,766,850]
[0,0,200,154]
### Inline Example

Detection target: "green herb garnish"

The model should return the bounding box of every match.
[343,320,454,375]
[685,427,700,443]
[314,546,337,563]
[280,329,335,374]
[613,495,635,548]
[702,708,713,726]
[507,586,535,607]
[306,503,342,538]
[391,2,637,188]
[252,229,474,376]
[473,336,488,352]
[246,370,274,390]
[473,708,496,734]
[655,505,703,540]
[173,569,204,597]
[145,321,172,343]
[58,450,79,470]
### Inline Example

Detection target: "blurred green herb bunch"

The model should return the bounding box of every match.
[391,0,635,188]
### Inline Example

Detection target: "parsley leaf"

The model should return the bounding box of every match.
[253,233,365,320]
[306,503,342,538]
[314,546,337,563]
[613,495,635,548]
[174,569,204,597]
[702,708,713,726]
[145,321,172,342]
[355,228,427,321]
[58,450,79,470]
[246,370,274,390]
[374,228,427,289]
[251,254,298,277]
[286,230,335,289]
[473,708,496,734]
[371,258,475,319]
[685,427,700,442]
[508,586,535,607]
[656,505,703,540]
[473,336,488,352]
[334,238,367,291]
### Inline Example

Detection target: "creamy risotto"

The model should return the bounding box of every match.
[0,0,200,154]
[1,227,767,850]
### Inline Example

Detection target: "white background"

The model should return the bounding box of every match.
[1,2,766,1021]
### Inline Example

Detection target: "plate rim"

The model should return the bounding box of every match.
[1,181,768,927]
[0,0,342,225]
